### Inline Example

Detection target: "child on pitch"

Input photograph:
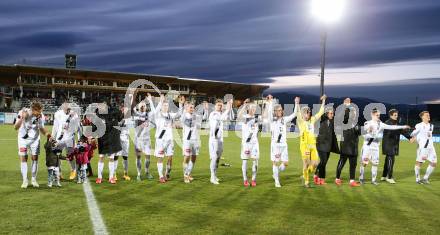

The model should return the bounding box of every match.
[208,98,233,185]
[14,102,50,188]
[180,98,209,183]
[114,105,131,181]
[359,108,410,185]
[265,95,298,188]
[237,98,260,187]
[153,94,184,183]
[44,137,63,187]
[410,111,437,184]
[295,95,326,188]
[74,136,96,184]
[132,94,157,181]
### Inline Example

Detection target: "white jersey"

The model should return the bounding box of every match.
[362,120,407,146]
[153,104,182,141]
[209,110,230,141]
[181,111,207,141]
[240,114,259,144]
[17,109,45,141]
[411,122,435,149]
[133,109,153,140]
[266,102,297,145]
[52,110,80,142]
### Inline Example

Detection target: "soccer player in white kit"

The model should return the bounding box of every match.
[132,94,157,181]
[359,109,409,185]
[237,98,260,187]
[180,99,209,183]
[208,98,233,185]
[114,105,131,181]
[265,95,298,188]
[51,102,81,180]
[14,102,50,188]
[153,94,184,183]
[410,111,437,184]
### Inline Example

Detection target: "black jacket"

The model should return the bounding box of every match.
[44,141,61,168]
[317,116,340,153]
[339,108,362,157]
[97,105,123,155]
[382,119,411,156]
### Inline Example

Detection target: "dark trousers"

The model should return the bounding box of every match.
[316,151,330,178]
[336,154,357,180]
[382,155,395,179]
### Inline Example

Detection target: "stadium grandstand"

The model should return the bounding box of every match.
[0,64,269,120]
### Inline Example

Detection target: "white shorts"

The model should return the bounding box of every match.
[417,147,437,163]
[183,140,200,157]
[270,143,288,162]
[155,139,174,157]
[241,142,259,160]
[18,137,40,156]
[361,144,379,165]
[134,137,151,155]
[117,135,130,156]
[209,139,223,160]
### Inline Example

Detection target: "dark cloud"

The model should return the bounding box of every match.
[0,0,439,103]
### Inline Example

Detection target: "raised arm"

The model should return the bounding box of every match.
[237,99,250,122]
[51,112,59,137]
[221,99,233,121]
[312,95,326,122]
[285,97,300,123]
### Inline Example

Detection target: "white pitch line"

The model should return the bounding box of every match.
[82,180,109,235]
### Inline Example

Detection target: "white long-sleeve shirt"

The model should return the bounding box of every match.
[153,103,183,141]
[52,109,80,142]
[411,122,434,149]
[17,108,45,140]
[362,120,407,145]
[240,114,259,144]
[181,109,208,141]
[209,109,230,141]
[266,102,298,145]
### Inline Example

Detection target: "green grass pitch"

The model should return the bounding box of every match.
[0,125,439,234]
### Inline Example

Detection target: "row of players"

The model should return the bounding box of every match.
[14,94,436,188]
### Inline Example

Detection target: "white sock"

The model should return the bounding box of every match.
[279,163,286,172]
[359,165,365,180]
[98,161,104,179]
[20,162,28,181]
[210,158,217,180]
[183,162,188,176]
[109,161,115,179]
[371,165,378,182]
[272,165,279,182]
[31,160,38,178]
[123,158,128,173]
[114,160,119,171]
[157,162,164,178]
[415,165,421,181]
[69,160,76,172]
[424,165,435,180]
[136,157,142,176]
[252,160,258,181]
[242,160,248,181]
[187,160,194,175]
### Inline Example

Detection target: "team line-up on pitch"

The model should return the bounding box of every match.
[13,93,437,189]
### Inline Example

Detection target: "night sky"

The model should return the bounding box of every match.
[1,0,439,104]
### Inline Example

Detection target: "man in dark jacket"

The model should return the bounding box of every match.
[315,107,339,185]
[381,109,411,184]
[95,100,123,184]
[335,98,361,187]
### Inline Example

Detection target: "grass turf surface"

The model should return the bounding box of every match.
[0,125,439,234]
